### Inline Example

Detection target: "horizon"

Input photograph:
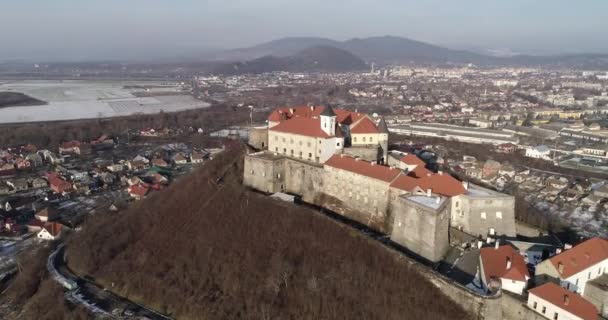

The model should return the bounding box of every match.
[1,0,608,62]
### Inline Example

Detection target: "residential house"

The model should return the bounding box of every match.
[151,158,169,168]
[479,243,530,295]
[496,143,517,153]
[30,177,48,189]
[128,183,150,200]
[46,173,73,194]
[173,154,188,165]
[59,141,81,155]
[528,282,598,320]
[6,179,29,192]
[14,157,31,170]
[106,164,124,173]
[535,237,608,295]
[526,145,552,161]
[0,162,15,175]
[37,222,64,241]
[35,207,59,222]
[190,151,205,164]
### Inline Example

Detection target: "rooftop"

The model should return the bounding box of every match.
[548,237,608,279]
[325,154,401,183]
[529,282,598,320]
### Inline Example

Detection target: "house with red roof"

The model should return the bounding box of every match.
[59,140,81,155]
[528,282,598,320]
[479,243,530,295]
[128,183,150,200]
[535,237,608,295]
[45,173,73,194]
[266,105,388,163]
[387,150,427,172]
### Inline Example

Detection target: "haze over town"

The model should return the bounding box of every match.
[2,0,608,61]
[3,2,608,320]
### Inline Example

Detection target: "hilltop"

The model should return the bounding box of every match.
[213,45,367,75]
[64,142,471,320]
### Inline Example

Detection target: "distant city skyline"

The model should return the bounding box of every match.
[1,0,607,61]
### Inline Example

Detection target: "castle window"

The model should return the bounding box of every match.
[283,148,286,154]
[363,137,367,142]
[299,141,302,146]
[308,153,312,158]
[370,137,373,142]
[533,302,537,309]
[337,142,341,147]
[299,151,302,157]
[553,313,558,320]
[274,136,278,141]
[275,147,278,152]
[455,201,459,208]
[481,212,487,219]
[353,137,357,143]
[541,306,546,314]
[290,149,294,155]
[307,142,311,147]
[282,137,286,142]
[496,212,502,219]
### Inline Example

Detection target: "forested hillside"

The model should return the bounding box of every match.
[65,142,472,320]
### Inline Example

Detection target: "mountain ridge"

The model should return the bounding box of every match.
[205,35,608,69]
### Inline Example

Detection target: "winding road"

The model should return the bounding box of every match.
[48,245,173,319]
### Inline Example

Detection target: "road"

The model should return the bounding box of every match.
[50,245,173,320]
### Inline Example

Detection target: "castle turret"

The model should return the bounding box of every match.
[320,106,337,137]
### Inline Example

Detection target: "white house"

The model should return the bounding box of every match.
[526,145,552,161]
[535,237,608,295]
[479,243,530,295]
[37,223,63,241]
[528,282,598,320]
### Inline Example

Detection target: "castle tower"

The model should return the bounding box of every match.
[320,106,337,137]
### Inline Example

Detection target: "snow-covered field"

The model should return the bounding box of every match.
[0,80,210,123]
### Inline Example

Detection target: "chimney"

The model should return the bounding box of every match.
[427,189,432,197]
[558,262,564,274]
[310,106,314,111]
[340,153,345,158]
[495,240,500,249]
[563,294,570,306]
[462,181,469,190]
[438,171,443,175]
[289,108,294,114]
[371,161,376,166]
[506,257,512,270]
[355,157,360,162]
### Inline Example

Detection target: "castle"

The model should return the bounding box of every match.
[245,105,516,263]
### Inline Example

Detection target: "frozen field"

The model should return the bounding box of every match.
[0,80,210,123]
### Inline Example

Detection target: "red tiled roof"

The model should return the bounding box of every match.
[268,106,367,127]
[269,117,330,138]
[129,184,150,197]
[400,154,426,166]
[480,245,529,283]
[325,155,401,183]
[408,165,434,178]
[529,283,598,320]
[350,117,379,134]
[549,237,608,279]
[390,171,466,197]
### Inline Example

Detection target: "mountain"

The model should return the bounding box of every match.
[63,143,472,320]
[212,45,368,75]
[206,36,608,69]
[206,37,340,62]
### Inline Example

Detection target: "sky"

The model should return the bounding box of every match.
[1,0,607,61]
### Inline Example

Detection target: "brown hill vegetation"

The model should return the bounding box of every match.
[65,142,472,320]
[0,245,91,320]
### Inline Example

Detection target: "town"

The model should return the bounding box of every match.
[1,65,608,319]
[244,102,608,320]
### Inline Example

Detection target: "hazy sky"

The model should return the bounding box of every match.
[1,0,607,61]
